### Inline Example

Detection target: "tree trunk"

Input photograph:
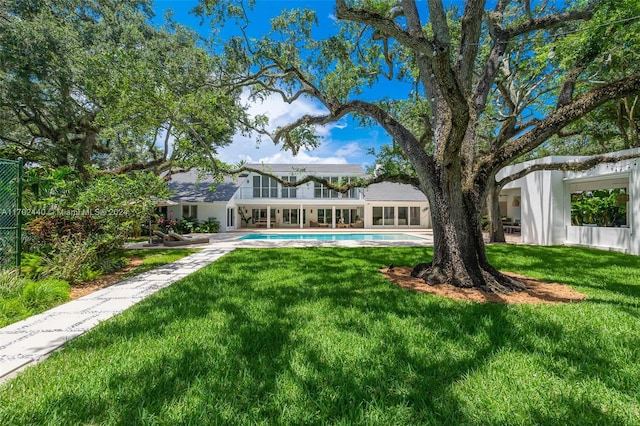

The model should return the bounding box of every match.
[486,180,506,243]
[411,176,523,293]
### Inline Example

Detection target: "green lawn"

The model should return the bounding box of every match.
[123,248,201,277]
[1,246,639,425]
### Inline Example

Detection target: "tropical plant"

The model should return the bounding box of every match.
[571,188,628,227]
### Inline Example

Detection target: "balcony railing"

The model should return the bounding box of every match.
[235,187,364,200]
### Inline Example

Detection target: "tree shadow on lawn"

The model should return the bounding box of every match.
[487,245,640,301]
[3,247,639,424]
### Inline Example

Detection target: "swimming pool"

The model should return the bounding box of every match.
[238,233,427,241]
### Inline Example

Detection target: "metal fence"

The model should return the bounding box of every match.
[0,158,22,269]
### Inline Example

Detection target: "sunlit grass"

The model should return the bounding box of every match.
[123,248,200,277]
[1,246,639,425]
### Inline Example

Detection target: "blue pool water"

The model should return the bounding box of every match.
[238,233,427,241]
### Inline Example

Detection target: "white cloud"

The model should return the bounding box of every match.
[258,149,348,164]
[334,142,362,157]
[218,92,353,164]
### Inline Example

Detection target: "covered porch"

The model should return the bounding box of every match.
[237,203,365,230]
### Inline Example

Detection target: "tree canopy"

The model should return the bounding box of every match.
[200,0,640,289]
[0,0,246,177]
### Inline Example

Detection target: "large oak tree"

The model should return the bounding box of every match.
[205,0,640,291]
[0,0,245,178]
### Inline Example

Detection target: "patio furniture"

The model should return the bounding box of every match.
[153,230,210,246]
[350,220,364,228]
[255,218,276,228]
[165,232,210,246]
[310,220,330,228]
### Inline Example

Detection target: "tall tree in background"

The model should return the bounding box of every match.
[0,0,245,177]
[203,0,640,290]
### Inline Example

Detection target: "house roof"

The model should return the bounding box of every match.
[168,170,242,203]
[245,163,365,175]
[364,182,427,201]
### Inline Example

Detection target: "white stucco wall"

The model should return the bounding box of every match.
[499,149,640,254]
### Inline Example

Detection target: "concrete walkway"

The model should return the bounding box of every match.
[0,247,233,384]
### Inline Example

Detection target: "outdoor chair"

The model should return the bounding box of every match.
[164,231,210,246]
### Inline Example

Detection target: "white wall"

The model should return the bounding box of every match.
[500,149,640,254]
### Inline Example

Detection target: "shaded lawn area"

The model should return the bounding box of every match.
[1,246,639,425]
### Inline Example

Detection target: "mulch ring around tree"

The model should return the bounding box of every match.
[380,267,587,304]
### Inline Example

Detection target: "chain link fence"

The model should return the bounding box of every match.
[0,158,22,269]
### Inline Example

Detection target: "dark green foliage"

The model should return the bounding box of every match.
[0,269,70,327]
[21,279,70,311]
[571,188,628,226]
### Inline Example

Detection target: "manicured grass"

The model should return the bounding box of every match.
[123,248,200,277]
[1,246,639,425]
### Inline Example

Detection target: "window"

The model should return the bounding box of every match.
[398,207,408,226]
[226,208,235,228]
[317,208,333,224]
[345,177,360,199]
[314,176,339,198]
[384,207,395,225]
[281,176,297,198]
[252,208,267,223]
[253,175,277,198]
[570,188,628,227]
[282,209,299,225]
[410,207,421,225]
[182,205,198,219]
[373,207,383,225]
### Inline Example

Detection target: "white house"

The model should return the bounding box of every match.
[498,148,640,254]
[165,164,431,232]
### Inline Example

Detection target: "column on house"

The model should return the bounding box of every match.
[299,204,303,229]
[267,205,271,229]
[332,206,336,228]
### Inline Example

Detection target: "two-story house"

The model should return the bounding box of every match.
[165,164,431,232]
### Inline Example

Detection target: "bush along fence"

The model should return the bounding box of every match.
[0,158,22,269]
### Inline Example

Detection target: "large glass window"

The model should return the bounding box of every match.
[398,207,408,226]
[317,208,333,224]
[570,188,628,227]
[410,207,421,225]
[373,207,383,225]
[252,208,264,222]
[253,175,277,198]
[282,209,299,225]
[281,176,297,198]
[384,207,395,225]
[314,177,339,198]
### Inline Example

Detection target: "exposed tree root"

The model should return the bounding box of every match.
[411,262,527,294]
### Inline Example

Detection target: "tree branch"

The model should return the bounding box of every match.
[493,73,640,170]
[496,151,640,188]
[95,158,167,176]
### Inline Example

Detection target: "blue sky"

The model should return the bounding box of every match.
[152,0,393,167]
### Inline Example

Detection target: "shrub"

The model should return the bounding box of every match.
[0,268,29,299]
[0,299,30,328]
[25,216,102,248]
[21,253,46,280]
[21,279,70,311]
